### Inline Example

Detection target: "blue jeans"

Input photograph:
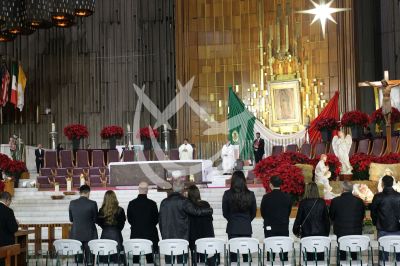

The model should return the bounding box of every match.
[378,231,400,262]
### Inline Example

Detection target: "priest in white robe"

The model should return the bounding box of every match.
[332,131,353,174]
[178,139,193,160]
[221,139,235,174]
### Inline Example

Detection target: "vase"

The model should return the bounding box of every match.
[142,138,152,151]
[350,125,363,140]
[319,129,332,143]
[108,137,117,150]
[72,138,80,150]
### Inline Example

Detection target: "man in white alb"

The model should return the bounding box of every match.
[178,138,193,160]
[221,139,235,174]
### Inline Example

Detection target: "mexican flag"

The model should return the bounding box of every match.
[228,87,255,160]
[10,62,18,107]
[17,64,27,111]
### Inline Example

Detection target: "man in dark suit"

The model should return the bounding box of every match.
[127,182,159,263]
[0,192,19,266]
[253,132,265,164]
[69,185,98,263]
[330,181,365,260]
[35,144,44,174]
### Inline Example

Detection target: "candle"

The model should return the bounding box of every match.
[163,124,167,130]
[127,123,131,132]
[67,180,72,192]
[80,174,85,186]
[51,123,55,132]
[235,85,239,92]
[384,70,389,81]
[285,17,289,52]
[54,183,60,194]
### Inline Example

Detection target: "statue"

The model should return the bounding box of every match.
[315,154,337,199]
[377,169,400,192]
[332,131,353,174]
[353,184,374,203]
[367,80,400,124]
[221,139,235,174]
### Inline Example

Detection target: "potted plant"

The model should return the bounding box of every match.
[370,107,400,136]
[341,111,369,139]
[315,118,340,142]
[63,124,89,150]
[137,126,160,150]
[100,125,124,149]
[3,160,27,188]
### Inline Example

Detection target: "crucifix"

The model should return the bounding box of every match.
[358,71,400,153]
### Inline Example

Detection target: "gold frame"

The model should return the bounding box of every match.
[269,80,302,128]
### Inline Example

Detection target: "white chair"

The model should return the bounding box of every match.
[194,238,225,265]
[337,235,371,266]
[123,239,153,265]
[263,237,294,266]
[300,236,331,266]
[158,239,189,266]
[228,237,261,265]
[53,239,82,266]
[379,236,400,266]
[88,239,119,265]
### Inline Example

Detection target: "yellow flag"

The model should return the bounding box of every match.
[17,64,26,111]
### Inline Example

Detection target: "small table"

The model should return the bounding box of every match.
[15,230,34,266]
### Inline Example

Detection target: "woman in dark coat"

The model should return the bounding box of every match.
[222,171,257,262]
[97,190,126,262]
[187,185,216,264]
[293,182,330,261]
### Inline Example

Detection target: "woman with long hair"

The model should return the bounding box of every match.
[222,171,257,262]
[187,185,216,264]
[97,190,126,257]
[293,182,330,261]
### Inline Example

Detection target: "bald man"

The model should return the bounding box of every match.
[127,182,159,263]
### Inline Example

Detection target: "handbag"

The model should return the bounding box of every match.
[296,199,318,238]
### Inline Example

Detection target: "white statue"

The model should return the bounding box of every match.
[353,184,374,202]
[178,139,193,160]
[332,131,353,174]
[315,154,337,199]
[377,169,400,192]
[221,139,235,174]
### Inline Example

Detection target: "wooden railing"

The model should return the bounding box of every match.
[20,223,71,255]
[0,244,21,266]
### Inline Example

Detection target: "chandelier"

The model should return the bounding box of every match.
[0,0,7,26]
[3,1,35,35]
[25,0,53,29]
[51,0,75,27]
[74,0,96,17]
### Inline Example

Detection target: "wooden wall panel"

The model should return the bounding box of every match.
[0,0,176,149]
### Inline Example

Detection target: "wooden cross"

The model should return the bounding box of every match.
[358,71,400,153]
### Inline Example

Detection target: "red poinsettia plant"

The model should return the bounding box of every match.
[350,152,400,180]
[341,111,369,127]
[137,126,160,139]
[64,124,89,140]
[315,118,340,131]
[370,107,400,124]
[100,125,124,139]
[3,160,27,178]
[0,153,11,171]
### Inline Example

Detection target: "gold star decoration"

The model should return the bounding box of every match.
[297,0,351,38]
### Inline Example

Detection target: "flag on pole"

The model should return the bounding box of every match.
[10,62,18,107]
[0,64,10,107]
[228,87,256,160]
[17,64,27,111]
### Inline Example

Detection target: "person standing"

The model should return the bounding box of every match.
[69,185,98,263]
[127,182,159,263]
[221,139,235,174]
[260,176,292,238]
[97,190,126,263]
[253,132,265,164]
[35,144,44,174]
[222,171,257,262]
[178,139,193,160]
[0,192,18,264]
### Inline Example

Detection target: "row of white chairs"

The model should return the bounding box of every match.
[53,235,400,265]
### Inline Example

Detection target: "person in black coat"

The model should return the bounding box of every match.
[253,132,265,164]
[0,192,18,266]
[187,185,216,265]
[293,182,330,261]
[69,185,98,263]
[127,182,159,263]
[35,144,44,174]
[222,171,257,262]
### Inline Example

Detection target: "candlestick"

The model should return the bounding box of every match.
[67,180,72,192]
[51,123,56,132]
[54,183,60,194]
[276,21,280,52]
[80,174,85,186]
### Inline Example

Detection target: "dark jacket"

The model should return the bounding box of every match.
[222,189,257,236]
[253,138,265,156]
[0,203,18,247]
[293,198,330,238]
[97,206,126,247]
[370,187,400,232]
[260,189,292,237]
[127,194,159,245]
[159,192,213,240]
[330,192,365,238]
[35,149,44,161]
[69,196,99,241]
[189,200,214,250]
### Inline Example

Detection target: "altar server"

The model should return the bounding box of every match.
[221,139,235,174]
[179,139,193,160]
